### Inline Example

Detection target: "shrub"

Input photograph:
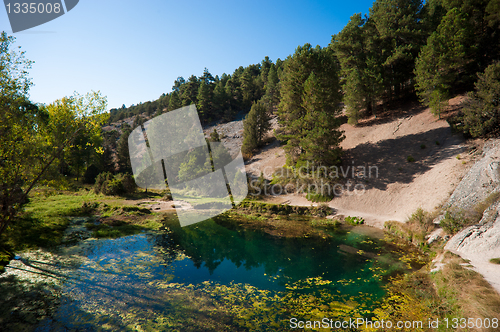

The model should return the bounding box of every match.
[407,208,435,245]
[385,208,436,247]
[345,216,364,225]
[313,203,332,217]
[94,172,136,195]
[471,192,500,222]
[94,172,113,194]
[306,192,333,203]
[440,210,470,235]
[490,258,500,264]
[248,173,267,196]
[420,144,426,149]
[117,173,136,194]
[407,155,415,162]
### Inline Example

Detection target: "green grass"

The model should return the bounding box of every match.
[0,190,163,271]
[0,191,98,272]
[1,191,98,252]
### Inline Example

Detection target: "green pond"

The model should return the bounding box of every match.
[2,215,418,331]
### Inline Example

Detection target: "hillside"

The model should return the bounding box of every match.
[245,102,471,227]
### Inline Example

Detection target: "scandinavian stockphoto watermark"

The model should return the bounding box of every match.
[3,0,79,33]
[128,105,248,227]
[248,161,379,197]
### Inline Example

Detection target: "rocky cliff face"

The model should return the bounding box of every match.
[444,139,500,212]
[445,201,500,257]
[443,139,500,293]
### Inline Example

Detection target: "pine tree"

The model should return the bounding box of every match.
[277,44,343,167]
[240,67,254,108]
[260,56,273,88]
[332,14,385,124]
[242,100,271,156]
[343,69,365,124]
[180,75,200,106]
[213,80,228,115]
[263,64,280,112]
[462,62,500,137]
[224,76,240,119]
[197,81,212,122]
[116,124,132,174]
[486,0,500,27]
[369,0,424,98]
[168,91,181,111]
[415,7,472,117]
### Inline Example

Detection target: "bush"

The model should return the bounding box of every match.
[83,164,101,184]
[117,173,136,194]
[440,210,470,235]
[385,208,436,247]
[490,258,500,264]
[312,204,332,217]
[306,192,333,202]
[94,172,136,195]
[345,216,364,225]
[94,172,113,194]
[247,173,267,196]
[407,155,415,162]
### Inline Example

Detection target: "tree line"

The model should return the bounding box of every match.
[108,58,283,125]
[333,0,500,125]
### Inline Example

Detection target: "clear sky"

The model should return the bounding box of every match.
[1,0,375,110]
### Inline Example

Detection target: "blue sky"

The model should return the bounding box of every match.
[1,0,375,110]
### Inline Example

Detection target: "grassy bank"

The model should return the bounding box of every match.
[0,189,164,272]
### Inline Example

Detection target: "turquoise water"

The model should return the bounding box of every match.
[32,218,403,331]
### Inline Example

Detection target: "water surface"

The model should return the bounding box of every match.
[26,217,406,331]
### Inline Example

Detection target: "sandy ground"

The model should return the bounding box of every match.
[246,104,470,228]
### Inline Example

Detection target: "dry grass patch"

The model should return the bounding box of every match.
[431,252,500,331]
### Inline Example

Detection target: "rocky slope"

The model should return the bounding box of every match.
[443,139,500,293]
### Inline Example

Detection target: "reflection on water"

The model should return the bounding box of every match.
[159,218,385,294]
[29,217,405,331]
